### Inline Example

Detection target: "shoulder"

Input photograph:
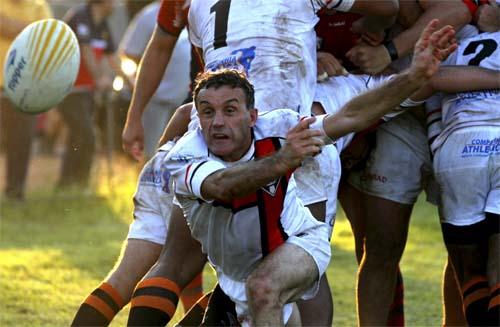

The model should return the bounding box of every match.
[165,128,209,164]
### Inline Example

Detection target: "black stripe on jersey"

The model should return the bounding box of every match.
[331,0,344,9]
[426,117,441,128]
[189,161,208,194]
[132,287,179,304]
[256,190,271,256]
[91,288,120,313]
[428,135,438,147]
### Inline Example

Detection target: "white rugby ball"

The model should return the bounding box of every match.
[3,19,80,114]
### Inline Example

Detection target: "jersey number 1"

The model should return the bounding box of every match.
[210,0,231,49]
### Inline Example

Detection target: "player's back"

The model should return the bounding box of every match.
[188,0,320,115]
[434,31,500,151]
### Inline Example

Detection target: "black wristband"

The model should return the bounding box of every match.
[383,40,399,62]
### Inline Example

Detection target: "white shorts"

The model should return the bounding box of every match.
[127,149,174,245]
[434,126,500,226]
[348,111,435,205]
[216,223,331,326]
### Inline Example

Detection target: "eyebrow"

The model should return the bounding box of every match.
[199,98,240,105]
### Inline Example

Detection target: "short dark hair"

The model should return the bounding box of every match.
[193,69,255,109]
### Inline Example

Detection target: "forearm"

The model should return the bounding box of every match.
[158,103,192,146]
[393,1,470,58]
[412,66,500,101]
[202,154,290,203]
[127,28,175,120]
[324,70,427,139]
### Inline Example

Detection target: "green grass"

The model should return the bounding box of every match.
[0,158,447,326]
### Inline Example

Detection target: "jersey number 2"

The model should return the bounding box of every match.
[463,39,497,66]
[210,0,231,49]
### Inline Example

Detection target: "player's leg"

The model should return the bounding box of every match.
[487,217,499,326]
[71,239,162,327]
[1,94,36,200]
[295,201,333,327]
[246,220,331,327]
[127,205,207,326]
[434,127,499,326]
[246,243,319,327]
[57,92,96,188]
[357,194,412,325]
[441,257,466,326]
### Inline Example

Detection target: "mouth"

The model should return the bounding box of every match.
[212,133,229,140]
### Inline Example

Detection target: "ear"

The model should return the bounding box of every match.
[248,108,258,127]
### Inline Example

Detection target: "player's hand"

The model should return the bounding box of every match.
[346,42,391,75]
[410,19,457,80]
[122,113,144,161]
[317,52,348,80]
[475,0,500,33]
[277,117,325,170]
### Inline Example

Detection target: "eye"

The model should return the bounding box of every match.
[200,107,214,117]
[225,106,237,114]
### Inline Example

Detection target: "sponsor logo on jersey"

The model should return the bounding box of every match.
[462,138,500,157]
[206,46,256,74]
[7,56,27,92]
[140,167,171,193]
[456,89,500,107]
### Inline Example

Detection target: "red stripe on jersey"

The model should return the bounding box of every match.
[232,193,258,212]
[462,0,489,17]
[254,138,291,255]
[184,164,193,193]
[157,0,189,36]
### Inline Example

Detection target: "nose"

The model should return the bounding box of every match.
[212,110,225,127]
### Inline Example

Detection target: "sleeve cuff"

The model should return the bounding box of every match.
[190,160,226,201]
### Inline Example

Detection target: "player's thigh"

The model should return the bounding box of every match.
[488,233,500,286]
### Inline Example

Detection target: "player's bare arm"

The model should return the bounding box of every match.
[122,26,178,159]
[347,0,469,74]
[201,117,324,203]
[349,0,399,33]
[411,66,500,101]
[324,20,457,140]
[158,102,193,146]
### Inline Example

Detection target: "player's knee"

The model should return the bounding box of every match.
[246,272,280,309]
[364,240,405,266]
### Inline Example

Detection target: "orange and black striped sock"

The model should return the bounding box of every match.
[462,276,490,326]
[177,290,211,327]
[489,283,500,326]
[71,282,125,327]
[127,277,180,326]
[181,273,204,311]
[388,267,405,326]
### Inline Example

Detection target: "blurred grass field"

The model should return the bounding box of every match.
[0,154,448,326]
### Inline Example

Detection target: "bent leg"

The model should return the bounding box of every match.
[246,243,320,327]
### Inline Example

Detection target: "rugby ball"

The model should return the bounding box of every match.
[3,19,80,114]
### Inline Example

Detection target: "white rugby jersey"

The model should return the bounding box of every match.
[165,109,326,282]
[188,0,354,115]
[432,31,500,153]
[313,74,398,150]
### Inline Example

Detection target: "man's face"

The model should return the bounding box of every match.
[197,85,257,162]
